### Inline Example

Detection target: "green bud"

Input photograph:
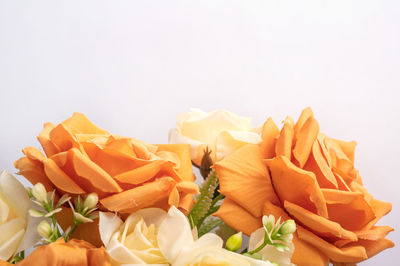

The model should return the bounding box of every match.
[279,219,296,235]
[226,232,242,252]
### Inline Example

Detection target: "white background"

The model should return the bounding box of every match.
[0,1,399,264]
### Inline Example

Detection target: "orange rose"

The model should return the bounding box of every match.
[16,239,110,266]
[14,113,198,244]
[214,108,394,266]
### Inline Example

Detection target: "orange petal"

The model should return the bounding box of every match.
[214,144,280,217]
[275,116,294,160]
[322,189,375,231]
[178,193,195,215]
[297,226,368,263]
[356,226,394,241]
[331,138,357,163]
[176,181,199,194]
[0,260,9,266]
[293,117,319,168]
[43,158,85,194]
[14,157,55,192]
[343,238,394,263]
[168,185,180,207]
[262,200,289,219]
[55,207,102,247]
[105,136,136,157]
[114,160,168,185]
[304,140,338,189]
[156,144,194,182]
[37,122,59,157]
[100,177,176,213]
[83,142,151,177]
[262,200,330,266]
[71,148,122,193]
[362,199,392,230]
[292,233,329,266]
[284,201,357,241]
[23,147,46,163]
[18,238,110,266]
[62,112,109,135]
[49,123,80,152]
[267,156,328,218]
[213,198,262,236]
[294,107,314,135]
[259,117,279,159]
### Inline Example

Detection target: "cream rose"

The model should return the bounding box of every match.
[0,170,42,261]
[169,109,262,166]
[100,206,274,266]
[99,208,169,265]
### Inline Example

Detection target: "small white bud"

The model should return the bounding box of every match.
[32,183,48,204]
[74,212,94,224]
[262,214,275,233]
[83,193,98,210]
[37,220,52,239]
[279,219,296,235]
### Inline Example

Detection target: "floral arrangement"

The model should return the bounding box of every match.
[0,108,393,266]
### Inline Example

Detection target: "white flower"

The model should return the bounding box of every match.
[100,207,275,266]
[169,109,262,165]
[99,208,169,265]
[249,228,295,266]
[157,207,273,266]
[0,170,42,261]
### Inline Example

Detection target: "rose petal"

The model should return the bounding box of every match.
[275,116,294,160]
[266,156,328,218]
[100,177,176,213]
[71,148,122,193]
[297,226,367,263]
[293,117,319,168]
[214,144,280,217]
[214,198,262,236]
[158,206,194,263]
[284,201,357,241]
[259,117,279,159]
[43,159,85,194]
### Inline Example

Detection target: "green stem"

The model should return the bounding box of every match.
[246,232,272,255]
[65,221,80,242]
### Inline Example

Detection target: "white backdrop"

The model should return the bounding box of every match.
[0,1,399,264]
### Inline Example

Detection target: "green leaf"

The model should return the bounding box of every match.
[198,217,223,237]
[188,170,219,229]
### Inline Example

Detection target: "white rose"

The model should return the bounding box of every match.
[169,109,262,166]
[0,170,42,261]
[157,207,273,266]
[99,208,169,265]
[249,228,295,266]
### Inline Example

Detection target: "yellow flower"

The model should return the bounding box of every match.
[169,109,261,166]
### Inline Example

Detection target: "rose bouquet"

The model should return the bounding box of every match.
[0,108,393,266]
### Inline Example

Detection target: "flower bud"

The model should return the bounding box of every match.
[200,147,214,179]
[74,212,94,224]
[37,220,52,239]
[83,193,98,210]
[279,219,296,235]
[262,214,275,233]
[225,232,242,252]
[32,183,48,203]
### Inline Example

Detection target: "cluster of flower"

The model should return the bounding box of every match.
[0,108,393,266]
